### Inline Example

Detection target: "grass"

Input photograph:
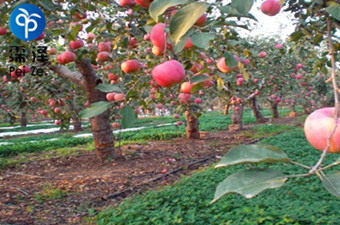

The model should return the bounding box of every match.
[0,107,298,169]
[96,129,340,225]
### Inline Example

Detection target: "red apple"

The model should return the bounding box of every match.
[194,98,202,104]
[152,60,185,87]
[54,107,61,113]
[30,97,38,102]
[180,82,194,94]
[47,48,57,55]
[152,45,164,56]
[296,63,303,69]
[58,51,76,64]
[121,60,140,73]
[54,120,61,125]
[0,27,6,35]
[261,0,281,16]
[184,38,194,49]
[304,107,340,153]
[176,121,183,126]
[259,52,267,58]
[112,122,120,129]
[119,0,135,7]
[156,103,163,109]
[106,93,116,102]
[195,13,207,26]
[41,110,48,116]
[114,93,125,102]
[217,57,238,73]
[178,93,192,104]
[97,51,111,62]
[70,39,84,50]
[98,42,111,52]
[174,114,180,119]
[237,78,244,86]
[150,23,166,48]
[87,33,95,41]
[108,73,119,80]
[49,100,56,107]
[276,43,283,49]
[135,0,153,8]
[129,37,138,48]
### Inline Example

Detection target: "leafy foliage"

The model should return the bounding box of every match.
[97,130,340,225]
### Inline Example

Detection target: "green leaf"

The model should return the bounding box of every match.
[223,52,238,69]
[232,0,254,14]
[321,171,340,198]
[169,2,208,45]
[238,62,249,81]
[325,2,340,21]
[190,83,202,94]
[191,32,215,49]
[119,105,136,129]
[289,31,304,42]
[149,0,188,22]
[211,168,287,203]
[215,145,290,168]
[173,29,193,53]
[79,101,112,119]
[190,75,210,84]
[96,84,122,93]
[38,0,56,11]
[336,156,340,163]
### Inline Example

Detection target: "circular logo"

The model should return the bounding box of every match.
[9,4,46,41]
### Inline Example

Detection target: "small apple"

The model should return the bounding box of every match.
[259,52,267,58]
[0,27,6,35]
[150,23,166,48]
[195,13,207,26]
[121,60,140,73]
[106,92,116,102]
[54,107,61,113]
[112,122,120,129]
[261,0,281,16]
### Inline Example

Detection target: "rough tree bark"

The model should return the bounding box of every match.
[20,111,27,127]
[250,97,266,123]
[271,102,279,119]
[49,59,115,161]
[185,108,200,139]
[77,58,115,160]
[72,116,83,132]
[229,104,244,131]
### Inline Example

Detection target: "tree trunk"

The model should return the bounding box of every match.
[20,111,27,127]
[72,116,83,132]
[185,108,200,139]
[250,97,266,123]
[229,104,243,131]
[77,58,115,161]
[271,102,279,119]
[224,104,230,115]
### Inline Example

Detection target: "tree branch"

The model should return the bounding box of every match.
[48,64,86,89]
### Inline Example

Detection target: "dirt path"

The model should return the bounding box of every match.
[0,117,301,225]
